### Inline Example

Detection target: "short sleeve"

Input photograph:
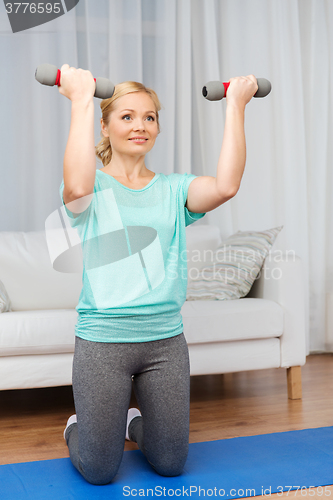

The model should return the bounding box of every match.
[59,179,94,228]
[181,173,206,227]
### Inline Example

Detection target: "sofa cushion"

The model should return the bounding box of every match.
[186,226,283,300]
[0,231,82,311]
[0,225,220,311]
[0,279,12,313]
[181,298,284,344]
[0,298,283,355]
[0,310,77,356]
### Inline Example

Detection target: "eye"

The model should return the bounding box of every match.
[146,116,155,122]
[122,115,131,121]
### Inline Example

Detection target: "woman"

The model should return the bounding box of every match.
[59,64,257,485]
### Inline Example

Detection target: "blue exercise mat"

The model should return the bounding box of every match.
[1,426,333,499]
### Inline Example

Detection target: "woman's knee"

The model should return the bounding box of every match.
[80,461,119,485]
[150,446,188,477]
[153,459,186,477]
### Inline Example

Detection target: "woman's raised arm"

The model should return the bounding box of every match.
[60,64,97,207]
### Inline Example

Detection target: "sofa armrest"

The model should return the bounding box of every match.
[246,251,306,368]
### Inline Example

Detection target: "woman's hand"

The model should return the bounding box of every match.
[58,64,96,104]
[226,75,258,108]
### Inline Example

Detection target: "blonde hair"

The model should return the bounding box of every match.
[95,81,162,167]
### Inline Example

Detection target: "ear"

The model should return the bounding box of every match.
[100,119,109,138]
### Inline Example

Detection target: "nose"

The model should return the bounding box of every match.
[132,117,146,131]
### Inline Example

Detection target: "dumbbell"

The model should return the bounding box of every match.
[35,63,115,99]
[202,78,271,101]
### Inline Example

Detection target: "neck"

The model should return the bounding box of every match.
[105,152,150,180]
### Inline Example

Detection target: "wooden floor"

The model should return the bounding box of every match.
[1,353,332,498]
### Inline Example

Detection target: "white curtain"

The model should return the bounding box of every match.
[0,0,332,353]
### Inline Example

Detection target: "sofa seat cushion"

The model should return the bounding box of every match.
[181,297,283,344]
[0,298,283,355]
[0,310,77,356]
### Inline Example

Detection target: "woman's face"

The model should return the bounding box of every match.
[101,92,159,158]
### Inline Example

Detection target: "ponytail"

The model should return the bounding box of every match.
[95,135,112,167]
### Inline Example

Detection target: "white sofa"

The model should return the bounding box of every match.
[0,224,306,398]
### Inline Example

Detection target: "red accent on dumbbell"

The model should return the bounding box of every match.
[55,69,97,87]
[55,70,61,86]
[223,82,230,96]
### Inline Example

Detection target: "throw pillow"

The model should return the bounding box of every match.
[0,279,12,312]
[186,226,283,301]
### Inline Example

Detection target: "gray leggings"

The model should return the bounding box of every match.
[65,332,190,485]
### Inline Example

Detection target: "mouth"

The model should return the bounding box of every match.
[129,137,148,143]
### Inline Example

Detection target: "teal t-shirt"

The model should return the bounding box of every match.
[59,169,206,342]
